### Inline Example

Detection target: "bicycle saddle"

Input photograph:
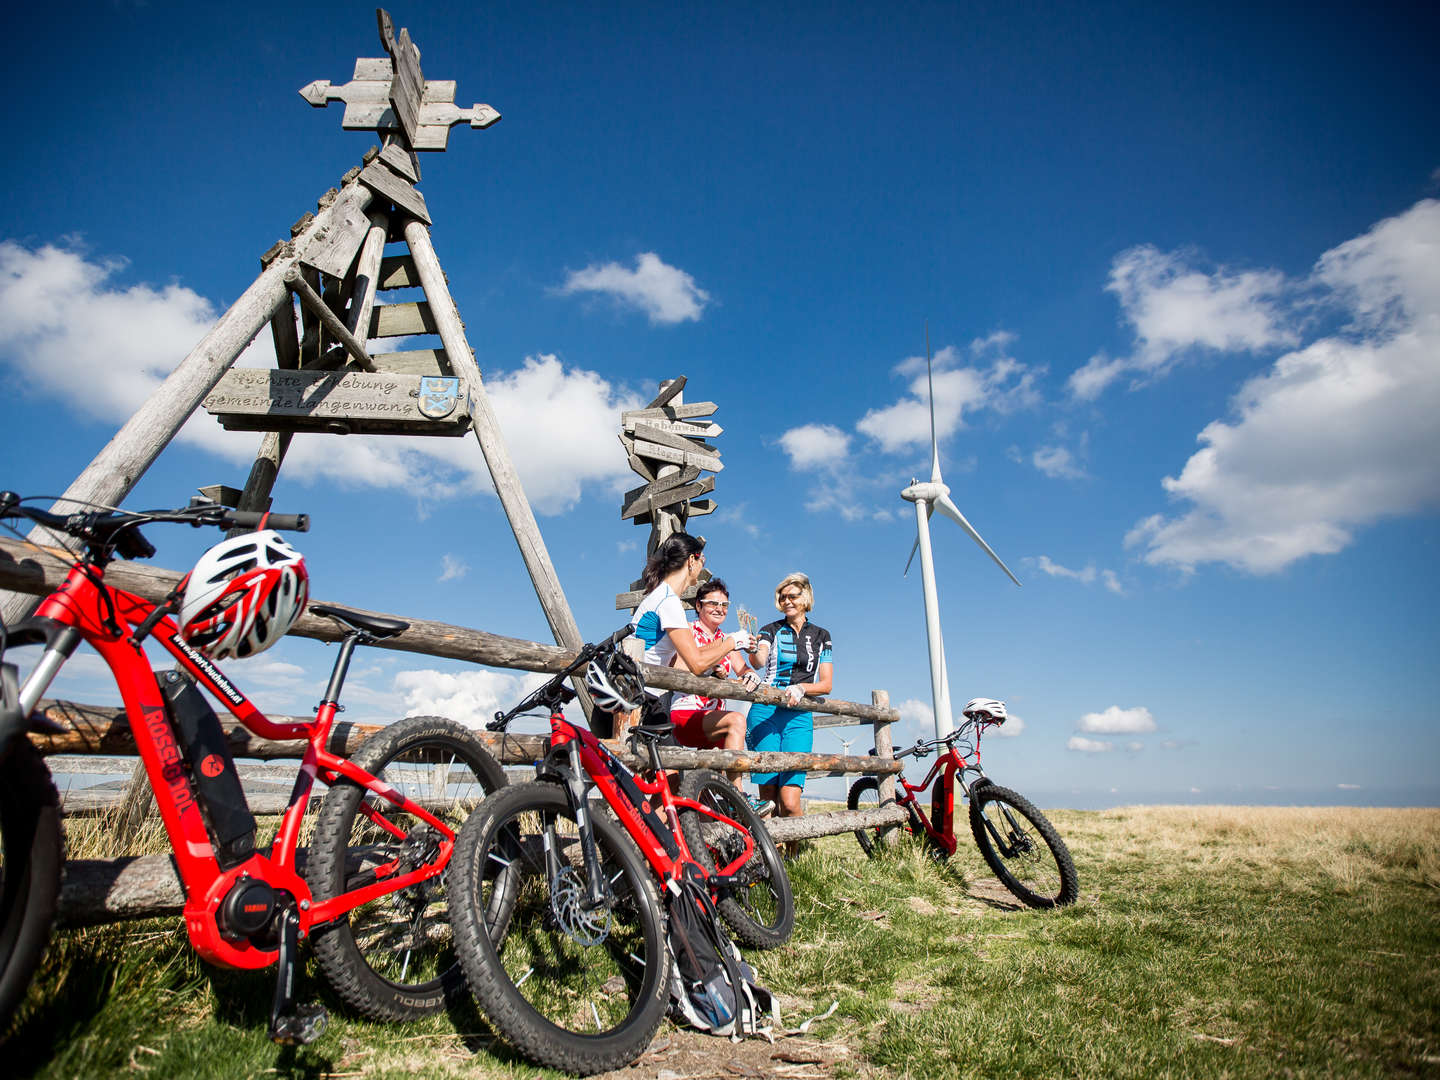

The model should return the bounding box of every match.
[309,604,410,639]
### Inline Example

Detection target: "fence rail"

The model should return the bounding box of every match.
[3,536,904,926]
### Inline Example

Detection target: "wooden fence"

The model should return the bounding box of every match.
[2,537,910,926]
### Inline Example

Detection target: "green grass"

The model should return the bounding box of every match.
[9,805,1439,1078]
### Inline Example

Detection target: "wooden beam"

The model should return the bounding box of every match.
[345,210,390,349]
[369,300,438,338]
[376,254,419,290]
[646,375,686,409]
[268,297,301,370]
[285,269,378,372]
[358,160,431,224]
[0,537,898,726]
[0,183,374,624]
[370,348,449,376]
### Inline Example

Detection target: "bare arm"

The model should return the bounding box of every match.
[666,626,739,675]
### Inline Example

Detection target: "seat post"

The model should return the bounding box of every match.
[320,632,366,706]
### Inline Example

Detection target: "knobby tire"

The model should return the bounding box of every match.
[967,783,1078,908]
[0,742,63,1039]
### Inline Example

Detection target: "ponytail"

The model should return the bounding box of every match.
[641,533,706,593]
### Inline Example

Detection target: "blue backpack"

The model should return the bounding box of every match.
[665,877,778,1038]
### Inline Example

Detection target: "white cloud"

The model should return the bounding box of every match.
[1068,244,1296,399]
[393,667,550,728]
[1124,741,1144,752]
[1032,445,1085,479]
[1034,556,1098,584]
[438,554,468,582]
[778,423,850,469]
[896,697,935,743]
[1337,783,1361,790]
[0,243,641,517]
[991,711,1025,738]
[1078,705,1157,734]
[1101,570,1124,595]
[557,252,710,325]
[857,338,1040,454]
[1067,735,1113,753]
[1127,200,1440,574]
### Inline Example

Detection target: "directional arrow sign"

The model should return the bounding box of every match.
[631,423,720,456]
[621,477,716,520]
[622,417,722,439]
[621,402,719,422]
[630,439,724,472]
[623,466,702,505]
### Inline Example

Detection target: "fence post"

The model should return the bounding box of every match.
[871,688,899,847]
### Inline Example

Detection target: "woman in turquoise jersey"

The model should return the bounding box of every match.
[744,572,833,835]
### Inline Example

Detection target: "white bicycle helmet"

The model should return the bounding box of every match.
[584,652,645,713]
[179,530,309,661]
[962,698,1007,725]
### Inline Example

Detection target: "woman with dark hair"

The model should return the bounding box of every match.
[626,533,754,729]
[669,577,749,763]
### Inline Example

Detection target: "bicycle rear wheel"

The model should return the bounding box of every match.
[308,715,507,1020]
[449,782,668,1076]
[968,783,1078,908]
[846,775,908,857]
[0,741,63,1037]
[677,769,794,949]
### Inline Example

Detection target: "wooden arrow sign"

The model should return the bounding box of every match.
[621,401,718,422]
[621,476,716,520]
[628,438,724,472]
[622,417,722,439]
[645,376,687,410]
[630,423,719,457]
[623,466,701,505]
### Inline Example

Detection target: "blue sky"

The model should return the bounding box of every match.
[3,1,1437,808]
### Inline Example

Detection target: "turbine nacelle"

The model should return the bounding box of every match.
[901,479,948,505]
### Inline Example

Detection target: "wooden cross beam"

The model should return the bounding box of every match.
[299,8,500,151]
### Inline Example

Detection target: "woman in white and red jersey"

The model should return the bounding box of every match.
[669,578,749,768]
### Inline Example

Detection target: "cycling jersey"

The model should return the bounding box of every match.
[671,620,738,713]
[630,583,687,698]
[757,619,833,693]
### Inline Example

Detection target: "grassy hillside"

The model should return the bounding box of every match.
[9,805,1438,1078]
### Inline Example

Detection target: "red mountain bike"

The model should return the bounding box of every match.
[847,701,1077,909]
[448,626,793,1075]
[0,493,507,1043]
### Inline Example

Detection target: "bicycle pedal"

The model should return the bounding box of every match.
[268,1001,328,1045]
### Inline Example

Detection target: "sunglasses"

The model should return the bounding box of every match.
[699,600,730,610]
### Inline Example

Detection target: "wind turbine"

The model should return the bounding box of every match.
[901,326,1021,737]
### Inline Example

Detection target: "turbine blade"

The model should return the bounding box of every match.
[926,323,941,483]
[903,535,920,577]
[933,493,1022,586]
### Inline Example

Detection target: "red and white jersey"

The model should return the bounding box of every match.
[670,620,738,713]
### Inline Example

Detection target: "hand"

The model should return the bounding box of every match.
[741,670,761,692]
[730,630,754,652]
[785,684,805,706]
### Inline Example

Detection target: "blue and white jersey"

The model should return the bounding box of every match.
[758,619,833,695]
[631,583,688,696]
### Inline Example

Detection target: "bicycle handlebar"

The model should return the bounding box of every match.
[487,623,635,732]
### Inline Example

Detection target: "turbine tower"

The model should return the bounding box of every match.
[901,326,1021,737]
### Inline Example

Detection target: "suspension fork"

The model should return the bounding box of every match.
[554,737,609,910]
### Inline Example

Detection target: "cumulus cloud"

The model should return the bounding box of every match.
[1127,199,1440,573]
[857,337,1040,454]
[778,423,850,469]
[1068,244,1296,399]
[1078,705,1157,734]
[0,239,642,515]
[557,252,710,324]
[895,696,1024,739]
[1032,445,1086,479]
[393,667,551,728]
[1067,736,1113,753]
[1031,556,1124,594]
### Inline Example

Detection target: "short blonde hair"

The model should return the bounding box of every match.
[774,572,813,613]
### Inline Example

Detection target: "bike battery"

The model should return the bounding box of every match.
[159,670,257,868]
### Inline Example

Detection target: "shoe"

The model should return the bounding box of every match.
[745,794,775,818]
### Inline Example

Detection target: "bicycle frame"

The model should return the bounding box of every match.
[541,706,757,890]
[889,727,987,857]
[17,559,459,970]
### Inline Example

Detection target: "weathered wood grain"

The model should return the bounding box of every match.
[296,188,373,280]
[621,417,722,439]
[286,268,378,372]
[344,210,389,350]
[369,300,438,338]
[376,254,419,290]
[378,140,420,182]
[620,476,715,520]
[358,160,431,224]
[622,435,725,473]
[205,369,470,437]
[268,298,301,371]
[622,467,702,505]
[621,402,718,422]
[646,375,687,409]
[629,422,720,457]
[371,348,448,376]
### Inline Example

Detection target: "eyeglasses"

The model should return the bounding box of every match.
[691,552,706,564]
[699,600,729,610]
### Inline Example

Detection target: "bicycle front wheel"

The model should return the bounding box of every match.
[968,783,1078,908]
[307,715,507,1020]
[677,769,794,949]
[0,741,63,1038]
[449,782,668,1076]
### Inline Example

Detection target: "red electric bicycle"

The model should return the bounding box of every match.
[0,492,507,1043]
[447,626,793,1075]
[847,700,1077,909]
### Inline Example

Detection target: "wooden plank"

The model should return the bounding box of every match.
[620,476,715,520]
[630,438,724,473]
[625,448,657,482]
[646,376,687,410]
[268,298,301,370]
[622,465,701,505]
[295,185,373,279]
[297,266,323,367]
[378,140,420,183]
[621,416,722,439]
[377,10,424,146]
[287,269,377,372]
[631,422,719,456]
[345,211,389,349]
[369,300,437,338]
[204,369,470,436]
[684,498,716,516]
[376,254,419,290]
[358,160,431,225]
[621,401,718,422]
[371,348,448,376]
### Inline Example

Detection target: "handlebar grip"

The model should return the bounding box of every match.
[895,745,918,759]
[223,510,310,532]
[603,623,635,650]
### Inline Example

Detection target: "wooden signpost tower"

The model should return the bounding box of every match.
[0,10,589,695]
